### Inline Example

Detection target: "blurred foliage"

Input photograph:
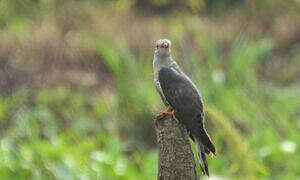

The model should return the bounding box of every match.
[0,0,299,179]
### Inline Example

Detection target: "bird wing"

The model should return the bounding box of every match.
[158,67,204,118]
[158,67,216,156]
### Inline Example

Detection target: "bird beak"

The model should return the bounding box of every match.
[162,42,169,48]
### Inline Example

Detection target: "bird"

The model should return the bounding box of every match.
[153,39,217,176]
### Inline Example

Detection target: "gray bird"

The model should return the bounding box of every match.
[153,39,217,176]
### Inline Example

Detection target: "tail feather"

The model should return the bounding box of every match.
[195,137,209,176]
[198,128,217,156]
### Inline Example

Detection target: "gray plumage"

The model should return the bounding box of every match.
[153,39,216,176]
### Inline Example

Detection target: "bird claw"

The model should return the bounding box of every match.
[159,106,179,123]
[159,106,172,115]
[171,110,179,123]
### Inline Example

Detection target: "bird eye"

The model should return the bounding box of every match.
[156,45,159,48]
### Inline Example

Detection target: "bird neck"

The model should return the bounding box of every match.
[153,54,174,71]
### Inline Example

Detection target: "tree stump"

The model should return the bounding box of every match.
[155,113,197,180]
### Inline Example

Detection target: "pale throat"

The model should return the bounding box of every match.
[153,54,173,71]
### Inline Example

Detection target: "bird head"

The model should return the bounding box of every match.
[155,39,171,57]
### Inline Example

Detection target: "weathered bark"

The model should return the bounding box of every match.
[155,113,197,180]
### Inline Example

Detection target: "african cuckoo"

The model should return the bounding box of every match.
[153,39,217,176]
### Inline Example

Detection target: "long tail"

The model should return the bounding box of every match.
[195,136,209,176]
[198,128,217,156]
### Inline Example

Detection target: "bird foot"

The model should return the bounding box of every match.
[159,106,172,115]
[171,110,179,123]
[159,106,179,123]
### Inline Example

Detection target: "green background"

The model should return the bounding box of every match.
[0,0,299,179]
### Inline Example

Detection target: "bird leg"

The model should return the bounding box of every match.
[159,106,172,115]
[171,110,179,123]
[159,106,179,123]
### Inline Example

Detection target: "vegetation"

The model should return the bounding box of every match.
[0,0,299,179]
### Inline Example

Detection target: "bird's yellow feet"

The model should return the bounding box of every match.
[159,106,172,115]
[171,110,179,123]
[159,106,179,123]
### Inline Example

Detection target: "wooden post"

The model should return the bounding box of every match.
[155,114,197,180]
